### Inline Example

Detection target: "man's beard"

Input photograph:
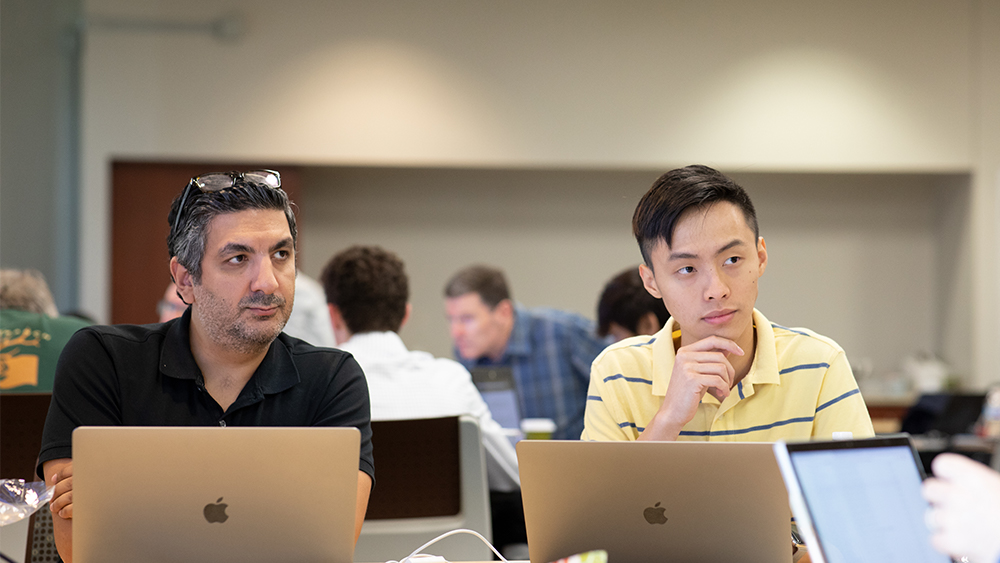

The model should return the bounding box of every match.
[193,286,292,354]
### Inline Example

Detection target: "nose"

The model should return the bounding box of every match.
[449,321,464,342]
[703,266,730,301]
[249,258,279,294]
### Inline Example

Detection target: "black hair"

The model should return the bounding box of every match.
[632,165,758,265]
[597,267,669,337]
[321,245,409,333]
[166,179,297,281]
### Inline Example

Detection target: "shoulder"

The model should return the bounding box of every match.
[521,306,599,341]
[761,319,848,377]
[278,333,358,370]
[768,322,845,356]
[522,306,591,327]
[426,353,470,373]
[429,356,477,386]
[591,334,656,374]
[1,310,91,341]
[64,321,170,352]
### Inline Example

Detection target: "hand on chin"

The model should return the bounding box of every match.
[706,387,728,403]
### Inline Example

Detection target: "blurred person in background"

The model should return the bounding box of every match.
[1,269,90,393]
[327,247,525,554]
[597,267,669,343]
[444,264,607,441]
[322,246,519,491]
[157,282,188,323]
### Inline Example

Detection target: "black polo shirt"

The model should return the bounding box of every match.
[37,309,373,480]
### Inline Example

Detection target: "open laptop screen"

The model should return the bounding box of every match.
[470,367,521,430]
[780,437,949,563]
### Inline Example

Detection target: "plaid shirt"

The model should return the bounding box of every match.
[458,304,610,440]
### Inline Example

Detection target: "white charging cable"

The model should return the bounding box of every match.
[388,528,510,563]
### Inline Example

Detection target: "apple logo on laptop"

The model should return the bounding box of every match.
[643,502,667,525]
[203,497,229,523]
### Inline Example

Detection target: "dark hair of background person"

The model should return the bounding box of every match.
[166,177,298,283]
[0,269,59,316]
[321,245,409,333]
[443,264,511,308]
[632,164,759,265]
[597,267,670,338]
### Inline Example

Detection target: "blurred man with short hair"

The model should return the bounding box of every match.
[444,265,607,440]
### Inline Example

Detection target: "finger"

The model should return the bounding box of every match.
[696,374,731,400]
[929,533,952,557]
[48,464,73,487]
[58,499,73,519]
[681,350,735,368]
[49,490,72,516]
[684,336,744,356]
[931,452,990,481]
[921,478,949,504]
[52,475,73,499]
[682,355,736,387]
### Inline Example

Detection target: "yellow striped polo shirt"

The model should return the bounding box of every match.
[581,309,874,441]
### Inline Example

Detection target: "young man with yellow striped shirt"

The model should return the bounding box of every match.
[582,165,874,442]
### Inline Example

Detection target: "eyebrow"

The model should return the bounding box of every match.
[218,237,294,257]
[667,238,746,261]
[270,237,294,253]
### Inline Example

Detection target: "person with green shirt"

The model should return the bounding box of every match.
[0,269,90,393]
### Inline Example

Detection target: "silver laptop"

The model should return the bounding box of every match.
[517,440,791,563]
[72,426,360,563]
[773,435,952,563]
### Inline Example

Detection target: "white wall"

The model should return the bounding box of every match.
[0,0,81,310]
[78,0,1000,386]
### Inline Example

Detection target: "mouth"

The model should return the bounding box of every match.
[702,309,737,325]
[246,306,280,317]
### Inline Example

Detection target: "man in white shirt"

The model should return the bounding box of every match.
[320,245,520,492]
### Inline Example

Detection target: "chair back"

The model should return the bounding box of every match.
[354,415,492,561]
[0,394,53,480]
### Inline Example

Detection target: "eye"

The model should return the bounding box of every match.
[273,249,291,260]
[677,266,695,275]
[227,255,246,265]
[724,256,741,265]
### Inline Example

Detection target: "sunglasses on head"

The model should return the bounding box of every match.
[171,169,281,235]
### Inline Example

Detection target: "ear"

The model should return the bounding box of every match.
[494,298,514,321]
[169,257,195,305]
[399,303,413,329]
[328,304,345,331]
[638,264,662,299]
[328,304,352,345]
[756,237,768,277]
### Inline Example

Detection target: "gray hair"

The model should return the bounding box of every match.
[166,181,297,282]
[0,269,59,316]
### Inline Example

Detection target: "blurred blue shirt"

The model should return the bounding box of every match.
[457,304,609,440]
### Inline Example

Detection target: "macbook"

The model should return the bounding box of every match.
[517,440,791,563]
[773,435,951,563]
[72,426,360,563]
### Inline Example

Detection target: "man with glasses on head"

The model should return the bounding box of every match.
[36,171,374,563]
